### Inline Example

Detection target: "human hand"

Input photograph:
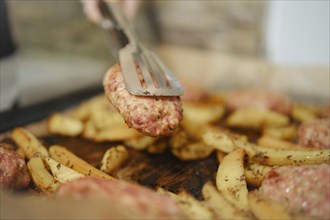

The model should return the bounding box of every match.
[80,0,140,23]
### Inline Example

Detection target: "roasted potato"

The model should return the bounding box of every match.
[216,148,249,211]
[48,113,84,136]
[49,145,113,180]
[11,127,49,159]
[226,108,289,129]
[100,145,129,174]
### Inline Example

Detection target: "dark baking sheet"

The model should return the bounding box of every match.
[0,86,104,133]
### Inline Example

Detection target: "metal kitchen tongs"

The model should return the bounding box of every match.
[98,0,184,97]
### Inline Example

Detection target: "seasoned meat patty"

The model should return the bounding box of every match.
[103,64,183,137]
[297,118,330,149]
[225,89,292,115]
[55,177,184,219]
[0,144,30,190]
[259,164,330,219]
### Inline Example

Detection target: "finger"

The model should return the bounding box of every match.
[81,0,102,23]
[120,0,140,20]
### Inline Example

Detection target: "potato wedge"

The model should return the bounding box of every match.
[49,145,113,180]
[226,108,289,129]
[27,156,60,194]
[171,141,214,161]
[216,148,249,211]
[69,95,113,121]
[291,104,318,123]
[202,127,235,153]
[157,188,213,220]
[11,127,49,159]
[232,135,330,166]
[248,191,293,220]
[182,102,225,125]
[257,135,308,150]
[48,113,84,136]
[16,147,25,158]
[81,119,98,140]
[181,119,207,139]
[93,124,141,142]
[100,145,129,174]
[89,108,124,130]
[206,130,330,165]
[147,139,168,154]
[170,129,191,149]
[202,126,247,153]
[202,182,250,219]
[124,136,157,150]
[244,163,273,187]
[44,157,85,183]
[262,125,296,140]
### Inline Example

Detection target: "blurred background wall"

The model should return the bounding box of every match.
[4,0,329,107]
[9,0,266,59]
[265,1,329,65]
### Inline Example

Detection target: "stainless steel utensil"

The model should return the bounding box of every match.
[98,0,183,97]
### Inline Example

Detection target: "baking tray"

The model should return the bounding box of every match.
[0,85,218,199]
[1,45,329,219]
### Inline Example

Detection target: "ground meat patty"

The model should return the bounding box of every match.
[55,177,184,219]
[259,164,330,219]
[225,89,292,115]
[103,64,183,137]
[0,144,31,190]
[297,118,330,149]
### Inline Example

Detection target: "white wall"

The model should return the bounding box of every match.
[265,1,329,65]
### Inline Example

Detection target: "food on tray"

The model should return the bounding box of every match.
[262,125,296,140]
[202,182,251,219]
[157,188,213,219]
[49,145,113,180]
[124,135,157,150]
[244,163,273,186]
[11,127,49,159]
[171,139,214,161]
[27,156,60,194]
[248,190,292,220]
[182,101,225,125]
[47,113,84,137]
[0,143,31,190]
[100,145,129,174]
[259,164,330,219]
[297,118,330,149]
[203,126,330,166]
[55,177,185,219]
[103,64,183,137]
[216,149,249,211]
[225,89,292,115]
[1,87,329,219]
[226,108,289,129]
[291,103,319,123]
[43,157,85,183]
[257,135,306,150]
